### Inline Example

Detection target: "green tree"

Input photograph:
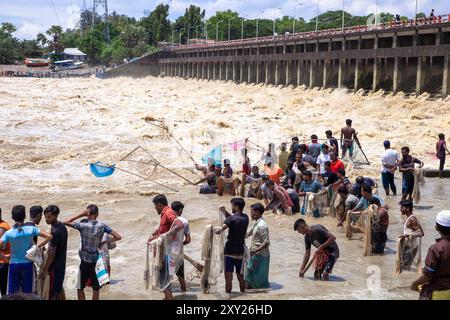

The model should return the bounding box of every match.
[173,5,205,43]
[140,3,171,45]
[36,32,48,48]
[46,25,64,54]
[0,23,19,64]
[61,30,81,48]
[205,10,240,42]
[18,40,43,59]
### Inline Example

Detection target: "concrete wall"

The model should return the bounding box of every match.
[103,23,450,97]
[159,24,450,96]
[100,51,173,79]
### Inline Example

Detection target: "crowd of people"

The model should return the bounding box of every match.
[188,119,449,299]
[0,204,121,300]
[0,118,449,301]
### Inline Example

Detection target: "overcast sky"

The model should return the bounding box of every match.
[0,0,446,39]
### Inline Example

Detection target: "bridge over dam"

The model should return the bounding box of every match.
[103,16,450,97]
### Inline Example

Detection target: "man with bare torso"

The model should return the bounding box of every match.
[340,119,358,160]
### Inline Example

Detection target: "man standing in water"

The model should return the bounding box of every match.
[436,133,449,178]
[170,201,191,293]
[411,210,450,299]
[215,198,249,294]
[245,203,270,289]
[294,219,339,281]
[288,137,301,163]
[24,206,43,244]
[39,205,68,300]
[147,194,178,300]
[278,143,289,172]
[64,205,121,300]
[399,200,424,271]
[340,119,359,160]
[397,147,424,201]
[325,130,339,156]
[380,140,399,196]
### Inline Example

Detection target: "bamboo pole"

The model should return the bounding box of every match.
[184,254,204,272]
[145,120,199,166]
[138,146,196,185]
[119,146,141,162]
[95,163,179,192]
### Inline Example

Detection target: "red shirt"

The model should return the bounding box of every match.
[156,206,177,236]
[330,159,345,173]
[264,165,284,185]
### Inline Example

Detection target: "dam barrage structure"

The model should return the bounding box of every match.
[103,16,450,97]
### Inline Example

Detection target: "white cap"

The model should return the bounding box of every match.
[224,159,231,165]
[436,210,450,227]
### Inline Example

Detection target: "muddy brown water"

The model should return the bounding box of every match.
[0,76,449,300]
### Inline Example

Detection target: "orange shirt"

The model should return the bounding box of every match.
[264,165,284,185]
[0,220,11,264]
[330,159,345,173]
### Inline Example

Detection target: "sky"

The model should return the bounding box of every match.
[0,0,446,40]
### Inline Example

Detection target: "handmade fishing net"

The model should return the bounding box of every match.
[89,162,115,177]
[200,210,224,293]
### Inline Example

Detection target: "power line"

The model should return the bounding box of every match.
[50,0,62,26]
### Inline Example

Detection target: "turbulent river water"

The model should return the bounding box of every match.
[0,76,449,299]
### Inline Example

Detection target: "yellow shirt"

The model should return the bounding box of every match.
[278,151,289,172]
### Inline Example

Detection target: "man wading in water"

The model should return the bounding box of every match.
[294,218,339,281]
[215,198,249,294]
[340,119,359,160]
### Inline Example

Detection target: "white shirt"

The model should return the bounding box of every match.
[316,153,331,174]
[246,218,270,256]
[381,149,400,173]
[176,216,190,236]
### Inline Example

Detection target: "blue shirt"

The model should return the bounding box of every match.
[300,181,323,193]
[0,225,40,264]
[354,195,384,211]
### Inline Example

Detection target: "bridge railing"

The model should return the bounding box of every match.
[170,14,449,51]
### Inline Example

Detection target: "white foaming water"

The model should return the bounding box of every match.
[0,76,449,300]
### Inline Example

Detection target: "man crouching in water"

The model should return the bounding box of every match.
[294,218,339,281]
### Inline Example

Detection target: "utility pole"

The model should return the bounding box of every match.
[216,20,223,42]
[315,1,320,33]
[293,3,304,35]
[228,18,236,41]
[241,16,248,40]
[92,0,110,42]
[414,0,418,24]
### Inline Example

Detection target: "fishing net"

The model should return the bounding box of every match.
[90,162,115,177]
[149,220,185,291]
[200,210,224,294]
[345,204,377,256]
[340,140,371,166]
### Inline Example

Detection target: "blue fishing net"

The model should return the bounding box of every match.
[90,162,115,178]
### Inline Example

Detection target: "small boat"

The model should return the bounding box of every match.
[24,58,49,67]
[53,60,84,72]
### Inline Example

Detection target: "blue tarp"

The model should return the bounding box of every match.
[201,145,222,167]
[90,162,115,178]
